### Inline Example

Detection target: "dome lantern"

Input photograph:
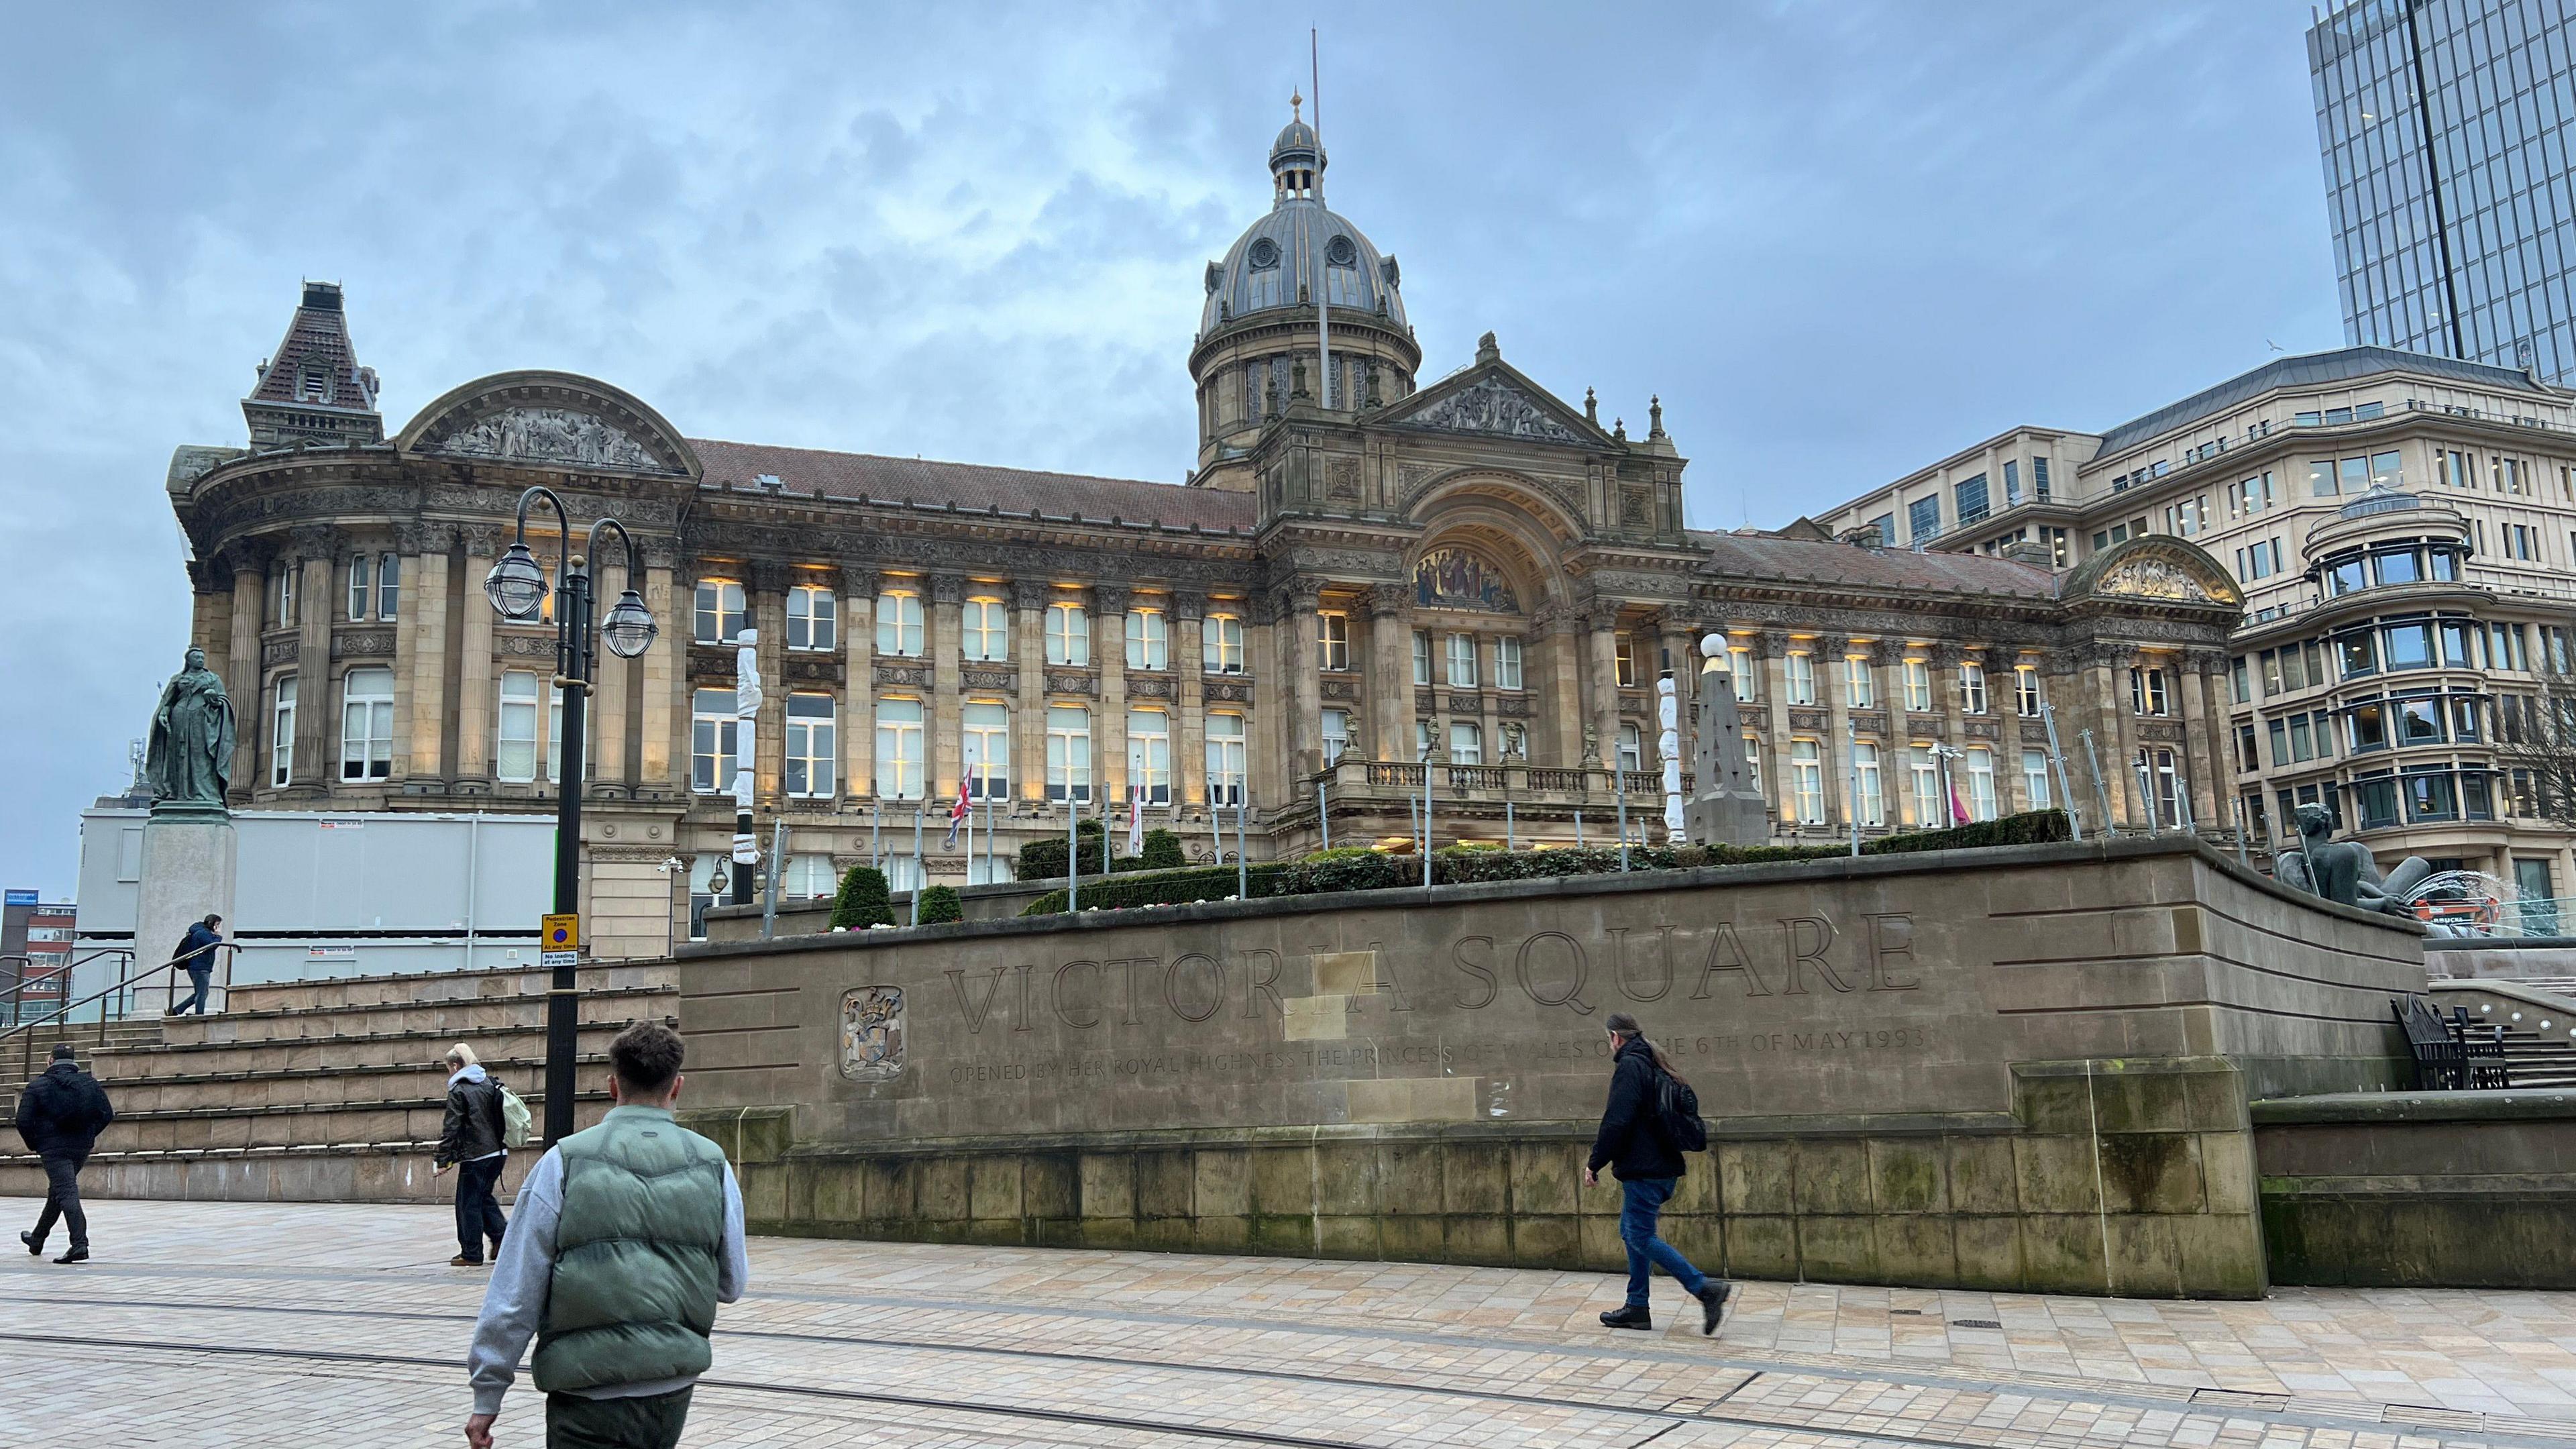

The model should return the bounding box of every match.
[1271,91,1323,203]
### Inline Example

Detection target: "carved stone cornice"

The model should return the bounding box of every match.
[640,537,680,571]
[960,666,1015,692]
[1810,634,1849,659]
[1010,579,1053,612]
[2183,645,2231,674]
[1093,583,1132,615]
[1130,675,1175,700]
[287,523,337,561]
[747,561,790,596]
[2079,639,2132,670]
[874,663,932,688]
[1754,629,1790,659]
[1045,671,1097,697]
[839,565,878,596]
[330,629,395,660]
[459,525,504,557]
[928,574,965,606]
[260,636,298,668]
[1927,641,1965,669]
[1868,639,1905,667]
[1172,590,1206,623]
[1205,679,1254,704]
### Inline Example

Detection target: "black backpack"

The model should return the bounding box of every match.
[1654,1066,1709,1153]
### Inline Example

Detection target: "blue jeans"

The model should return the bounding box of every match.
[454,1155,508,1260]
[1619,1177,1708,1307]
[171,966,211,1016]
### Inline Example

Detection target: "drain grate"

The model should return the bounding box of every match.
[1949,1318,2003,1329]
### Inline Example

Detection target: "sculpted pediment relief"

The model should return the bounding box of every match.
[1392,376,1586,444]
[2095,555,2226,604]
[423,407,670,472]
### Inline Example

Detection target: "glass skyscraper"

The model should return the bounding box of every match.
[2308,1,2576,380]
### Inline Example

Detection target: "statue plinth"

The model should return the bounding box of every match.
[136,814,237,1011]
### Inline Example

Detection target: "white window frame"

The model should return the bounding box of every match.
[1903,659,1933,712]
[1784,652,1816,706]
[1128,608,1170,670]
[1853,742,1885,826]
[1046,705,1092,804]
[1726,645,1757,702]
[783,855,838,900]
[1449,720,1483,765]
[339,666,393,782]
[1321,708,1352,765]
[1617,722,1643,773]
[1790,739,1824,824]
[1411,631,1431,686]
[347,554,372,621]
[785,692,837,799]
[962,701,1010,800]
[1316,612,1348,672]
[2015,664,2044,718]
[786,584,837,653]
[376,552,398,621]
[1495,635,1524,690]
[1844,655,1874,708]
[876,590,924,657]
[1960,661,1988,715]
[1207,712,1246,805]
[1966,747,1997,822]
[962,598,1010,662]
[1909,745,1940,826]
[691,688,741,794]
[1126,707,1171,805]
[497,670,541,784]
[1203,612,1243,673]
[2023,747,2053,808]
[693,580,746,645]
[1446,633,1479,689]
[269,675,298,787]
[875,698,925,800]
[1047,602,1091,665]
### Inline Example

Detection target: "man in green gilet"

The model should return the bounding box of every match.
[464,1021,747,1448]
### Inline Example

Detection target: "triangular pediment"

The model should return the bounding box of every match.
[1379,355,1609,448]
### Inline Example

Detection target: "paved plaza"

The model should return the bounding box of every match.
[6,1197,2576,1447]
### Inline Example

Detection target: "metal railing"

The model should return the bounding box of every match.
[0,943,237,1081]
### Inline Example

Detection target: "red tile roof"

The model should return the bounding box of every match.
[690,439,1258,533]
[248,283,372,410]
[1690,531,2059,600]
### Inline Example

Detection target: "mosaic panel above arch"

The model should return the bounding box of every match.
[1413,546,1521,612]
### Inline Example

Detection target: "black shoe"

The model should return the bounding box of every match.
[1699,1281,1732,1336]
[19,1232,40,1256]
[53,1247,87,1264]
[1600,1303,1653,1330]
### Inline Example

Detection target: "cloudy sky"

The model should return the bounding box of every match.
[0,1,2338,897]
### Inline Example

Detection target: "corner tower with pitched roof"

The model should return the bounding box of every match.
[242,280,383,449]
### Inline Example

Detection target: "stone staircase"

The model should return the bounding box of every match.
[2427,978,2576,1089]
[0,962,677,1204]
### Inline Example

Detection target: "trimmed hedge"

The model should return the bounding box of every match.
[1017,818,1162,880]
[1016,810,2074,916]
[1140,827,1186,869]
[1020,863,1291,917]
[917,885,964,924]
[828,865,894,929]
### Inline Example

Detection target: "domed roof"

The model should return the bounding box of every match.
[1200,98,1405,334]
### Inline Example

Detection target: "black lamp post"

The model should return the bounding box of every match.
[483,486,657,1143]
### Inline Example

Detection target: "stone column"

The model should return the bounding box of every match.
[639,548,679,791]
[2177,649,2223,830]
[1870,639,1911,824]
[2200,646,2238,831]
[1244,593,1281,807]
[1097,584,1130,807]
[929,574,964,805]
[291,528,335,789]
[1585,602,1624,780]
[399,525,451,785]
[1014,581,1049,806]
[1811,634,1847,825]
[1364,584,1413,763]
[1287,582,1326,777]
[2080,642,2139,828]
[1979,648,2021,817]
[749,563,788,806]
[842,568,877,800]
[589,549,631,789]
[455,527,500,786]
[1756,629,1794,824]
[225,549,265,802]
[1175,591,1208,811]
[1540,605,1586,767]
[1477,634,1502,769]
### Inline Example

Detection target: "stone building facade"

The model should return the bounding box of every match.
[163,111,2242,959]
[1822,347,2576,914]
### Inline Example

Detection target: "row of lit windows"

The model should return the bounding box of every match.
[265,555,402,628]
[2234,618,2553,703]
[268,667,575,788]
[693,581,1251,674]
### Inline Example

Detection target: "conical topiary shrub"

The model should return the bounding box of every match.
[917,884,964,924]
[1140,826,1185,870]
[829,865,894,929]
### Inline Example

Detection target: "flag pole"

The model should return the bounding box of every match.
[1311,28,1330,411]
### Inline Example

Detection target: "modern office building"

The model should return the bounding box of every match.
[2308,0,2576,380]
[1821,345,2576,910]
[153,106,2235,959]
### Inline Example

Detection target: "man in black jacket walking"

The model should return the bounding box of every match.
[16,1043,115,1263]
[433,1042,510,1267]
[1585,1012,1729,1334]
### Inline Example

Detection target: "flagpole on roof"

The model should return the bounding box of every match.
[1312,28,1330,412]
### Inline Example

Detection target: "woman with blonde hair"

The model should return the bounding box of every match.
[434,1041,508,1267]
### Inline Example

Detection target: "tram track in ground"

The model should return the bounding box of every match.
[0,1293,2518,1449]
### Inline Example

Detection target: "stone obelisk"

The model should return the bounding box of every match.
[1684,633,1768,847]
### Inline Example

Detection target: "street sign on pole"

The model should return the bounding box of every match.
[541,914,580,953]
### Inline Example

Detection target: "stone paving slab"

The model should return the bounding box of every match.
[4,1197,2575,1447]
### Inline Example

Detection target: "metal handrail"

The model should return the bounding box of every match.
[2,947,136,1032]
[1,943,235,1081]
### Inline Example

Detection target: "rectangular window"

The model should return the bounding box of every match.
[1321,708,1350,765]
[2349,700,2389,753]
[1790,739,1825,824]
[961,701,1010,799]
[1965,747,1997,822]
[2308,460,2337,497]
[1411,630,1431,686]
[1614,637,1638,688]
[2002,460,2021,504]
[1201,612,1242,673]
[1909,745,1940,826]
[693,580,746,644]
[2130,666,2170,716]
[1960,661,1988,715]
[1908,494,1941,542]
[2023,747,2052,808]
[2139,747,2182,828]
[270,676,297,786]
[691,688,739,793]
[2404,769,2459,823]
[339,666,392,782]
[1852,742,1885,826]
[782,855,838,900]
[2493,623,2528,672]
[2015,663,2043,717]
[879,854,924,895]
[2339,456,2368,495]
[785,693,836,798]
[1784,652,1816,706]
[1126,708,1171,805]
[1868,513,1896,546]
[347,554,371,621]
[1046,705,1091,804]
[2383,621,2434,670]
[2368,451,2402,490]
[1128,603,1169,665]
[2033,455,2051,498]
[1727,645,1756,701]
[786,584,837,652]
[876,590,924,657]
[1844,654,1874,708]
[2496,458,2526,494]
[1495,635,1523,690]
[376,553,398,621]
[1046,600,1091,665]
[2444,449,2473,488]
[497,671,541,784]
[962,597,1010,662]
[1617,722,1643,773]
[1449,720,1484,765]
[1311,612,1344,672]
[1206,713,1245,806]
[547,682,575,783]
[874,698,924,800]
[1446,633,1479,688]
[1954,474,1989,525]
[1903,659,1932,712]
[2354,774,2399,828]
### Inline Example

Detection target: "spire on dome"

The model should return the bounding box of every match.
[1269,93,1324,204]
[242,280,383,448]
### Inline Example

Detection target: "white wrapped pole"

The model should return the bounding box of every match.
[1657,676,1684,842]
[729,629,762,900]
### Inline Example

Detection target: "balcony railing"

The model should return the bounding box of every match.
[1328,759,1690,800]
